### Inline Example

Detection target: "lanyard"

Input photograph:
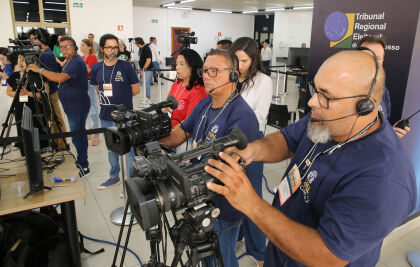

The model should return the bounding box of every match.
[297,116,378,181]
[102,60,117,84]
[194,91,239,145]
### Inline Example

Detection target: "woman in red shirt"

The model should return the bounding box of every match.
[168,48,207,128]
[81,39,100,145]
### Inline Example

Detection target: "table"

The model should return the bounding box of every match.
[0,154,85,267]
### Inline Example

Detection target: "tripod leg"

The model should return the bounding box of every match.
[119,214,135,267]
[111,200,130,267]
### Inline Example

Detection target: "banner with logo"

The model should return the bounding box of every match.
[308,0,420,124]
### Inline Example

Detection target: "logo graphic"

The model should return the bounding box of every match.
[211,125,219,134]
[307,170,318,184]
[324,11,355,48]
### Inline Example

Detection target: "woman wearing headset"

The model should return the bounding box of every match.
[231,37,273,267]
[167,48,207,128]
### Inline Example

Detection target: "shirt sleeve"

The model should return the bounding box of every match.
[280,113,310,153]
[63,58,82,80]
[318,170,414,262]
[253,74,273,130]
[181,98,206,134]
[90,64,98,85]
[185,85,207,119]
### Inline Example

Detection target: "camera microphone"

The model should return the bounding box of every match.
[208,81,230,94]
[142,95,178,112]
[310,113,357,123]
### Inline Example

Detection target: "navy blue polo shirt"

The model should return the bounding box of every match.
[182,95,259,222]
[39,48,59,94]
[379,86,391,122]
[90,60,139,121]
[264,113,416,266]
[58,54,90,113]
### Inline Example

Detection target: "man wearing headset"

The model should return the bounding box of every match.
[27,28,67,149]
[161,49,259,267]
[27,36,91,178]
[204,50,416,266]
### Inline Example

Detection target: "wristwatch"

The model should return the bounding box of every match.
[39,68,45,74]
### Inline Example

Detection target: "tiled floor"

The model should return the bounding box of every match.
[3,74,419,266]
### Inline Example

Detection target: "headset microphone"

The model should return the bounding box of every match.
[208,81,230,94]
[310,113,358,123]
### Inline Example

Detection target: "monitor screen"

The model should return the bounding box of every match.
[288,48,310,70]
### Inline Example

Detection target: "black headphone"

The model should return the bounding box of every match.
[355,46,379,116]
[227,50,239,83]
[34,28,49,46]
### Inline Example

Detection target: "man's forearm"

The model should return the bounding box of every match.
[247,198,348,267]
[40,70,69,83]
[250,131,292,163]
[143,59,151,70]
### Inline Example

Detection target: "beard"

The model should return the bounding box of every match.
[307,121,332,144]
[105,53,117,60]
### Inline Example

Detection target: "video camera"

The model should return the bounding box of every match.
[104,95,178,155]
[8,37,41,65]
[176,30,198,45]
[126,126,248,232]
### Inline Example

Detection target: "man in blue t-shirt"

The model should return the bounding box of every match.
[357,35,411,138]
[161,49,259,267]
[90,34,140,190]
[28,28,67,149]
[27,36,91,178]
[204,50,416,267]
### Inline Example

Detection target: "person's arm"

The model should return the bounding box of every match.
[131,83,140,96]
[160,126,191,148]
[6,84,15,97]
[26,63,70,83]
[393,121,410,138]
[143,58,152,70]
[205,153,349,267]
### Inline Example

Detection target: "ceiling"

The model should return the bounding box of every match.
[132,0,313,13]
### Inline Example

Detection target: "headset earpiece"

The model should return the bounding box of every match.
[229,51,238,82]
[355,46,379,116]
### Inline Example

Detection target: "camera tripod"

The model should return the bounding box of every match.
[111,200,223,267]
[0,69,69,159]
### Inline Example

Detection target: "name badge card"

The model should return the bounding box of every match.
[103,83,113,97]
[1,79,6,86]
[19,95,29,102]
[278,164,302,206]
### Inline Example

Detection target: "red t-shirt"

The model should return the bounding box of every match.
[168,80,207,127]
[82,54,98,79]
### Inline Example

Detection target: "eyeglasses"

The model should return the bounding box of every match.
[308,80,367,109]
[59,44,73,50]
[197,68,231,78]
[103,46,119,51]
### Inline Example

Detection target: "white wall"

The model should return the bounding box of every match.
[69,0,134,53]
[133,7,255,61]
[0,0,15,47]
[272,10,313,61]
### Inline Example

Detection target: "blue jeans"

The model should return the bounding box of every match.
[152,61,161,74]
[238,131,266,261]
[100,119,135,178]
[144,70,153,100]
[207,219,241,267]
[87,84,100,129]
[66,112,89,169]
[263,60,271,76]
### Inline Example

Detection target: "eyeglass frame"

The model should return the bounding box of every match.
[197,68,232,78]
[308,80,368,109]
[59,44,74,50]
[103,46,119,51]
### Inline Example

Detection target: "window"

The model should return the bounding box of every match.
[10,0,71,38]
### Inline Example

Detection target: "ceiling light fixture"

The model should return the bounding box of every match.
[162,2,176,7]
[44,1,67,5]
[168,6,192,10]
[242,10,258,14]
[43,8,66,12]
[265,8,285,12]
[210,9,232,13]
[13,1,30,4]
[293,6,313,10]
[180,0,195,3]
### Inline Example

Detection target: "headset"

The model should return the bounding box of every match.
[355,46,379,116]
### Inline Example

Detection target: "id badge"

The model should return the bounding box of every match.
[1,79,6,86]
[19,95,29,103]
[278,164,302,206]
[103,83,113,97]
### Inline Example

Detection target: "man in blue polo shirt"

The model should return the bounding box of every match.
[161,49,259,267]
[204,50,416,266]
[90,33,140,190]
[27,36,91,178]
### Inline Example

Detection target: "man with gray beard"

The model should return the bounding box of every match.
[204,50,416,266]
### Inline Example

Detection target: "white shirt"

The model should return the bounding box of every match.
[149,43,159,62]
[261,47,272,61]
[240,71,273,131]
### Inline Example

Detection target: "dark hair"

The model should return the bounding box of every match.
[150,37,156,43]
[178,48,204,90]
[356,35,387,50]
[27,28,51,46]
[99,34,119,48]
[88,33,94,37]
[231,37,265,88]
[60,36,78,51]
[135,37,145,45]
[207,48,238,70]
[0,47,7,56]
[7,53,19,71]
[217,39,232,49]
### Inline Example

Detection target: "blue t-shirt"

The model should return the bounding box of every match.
[264,113,416,267]
[1,64,14,86]
[181,96,259,222]
[379,86,391,122]
[40,48,59,94]
[90,60,139,121]
[58,54,90,113]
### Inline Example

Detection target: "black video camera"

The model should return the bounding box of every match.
[8,38,41,65]
[104,95,178,155]
[125,126,248,232]
[176,30,198,45]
